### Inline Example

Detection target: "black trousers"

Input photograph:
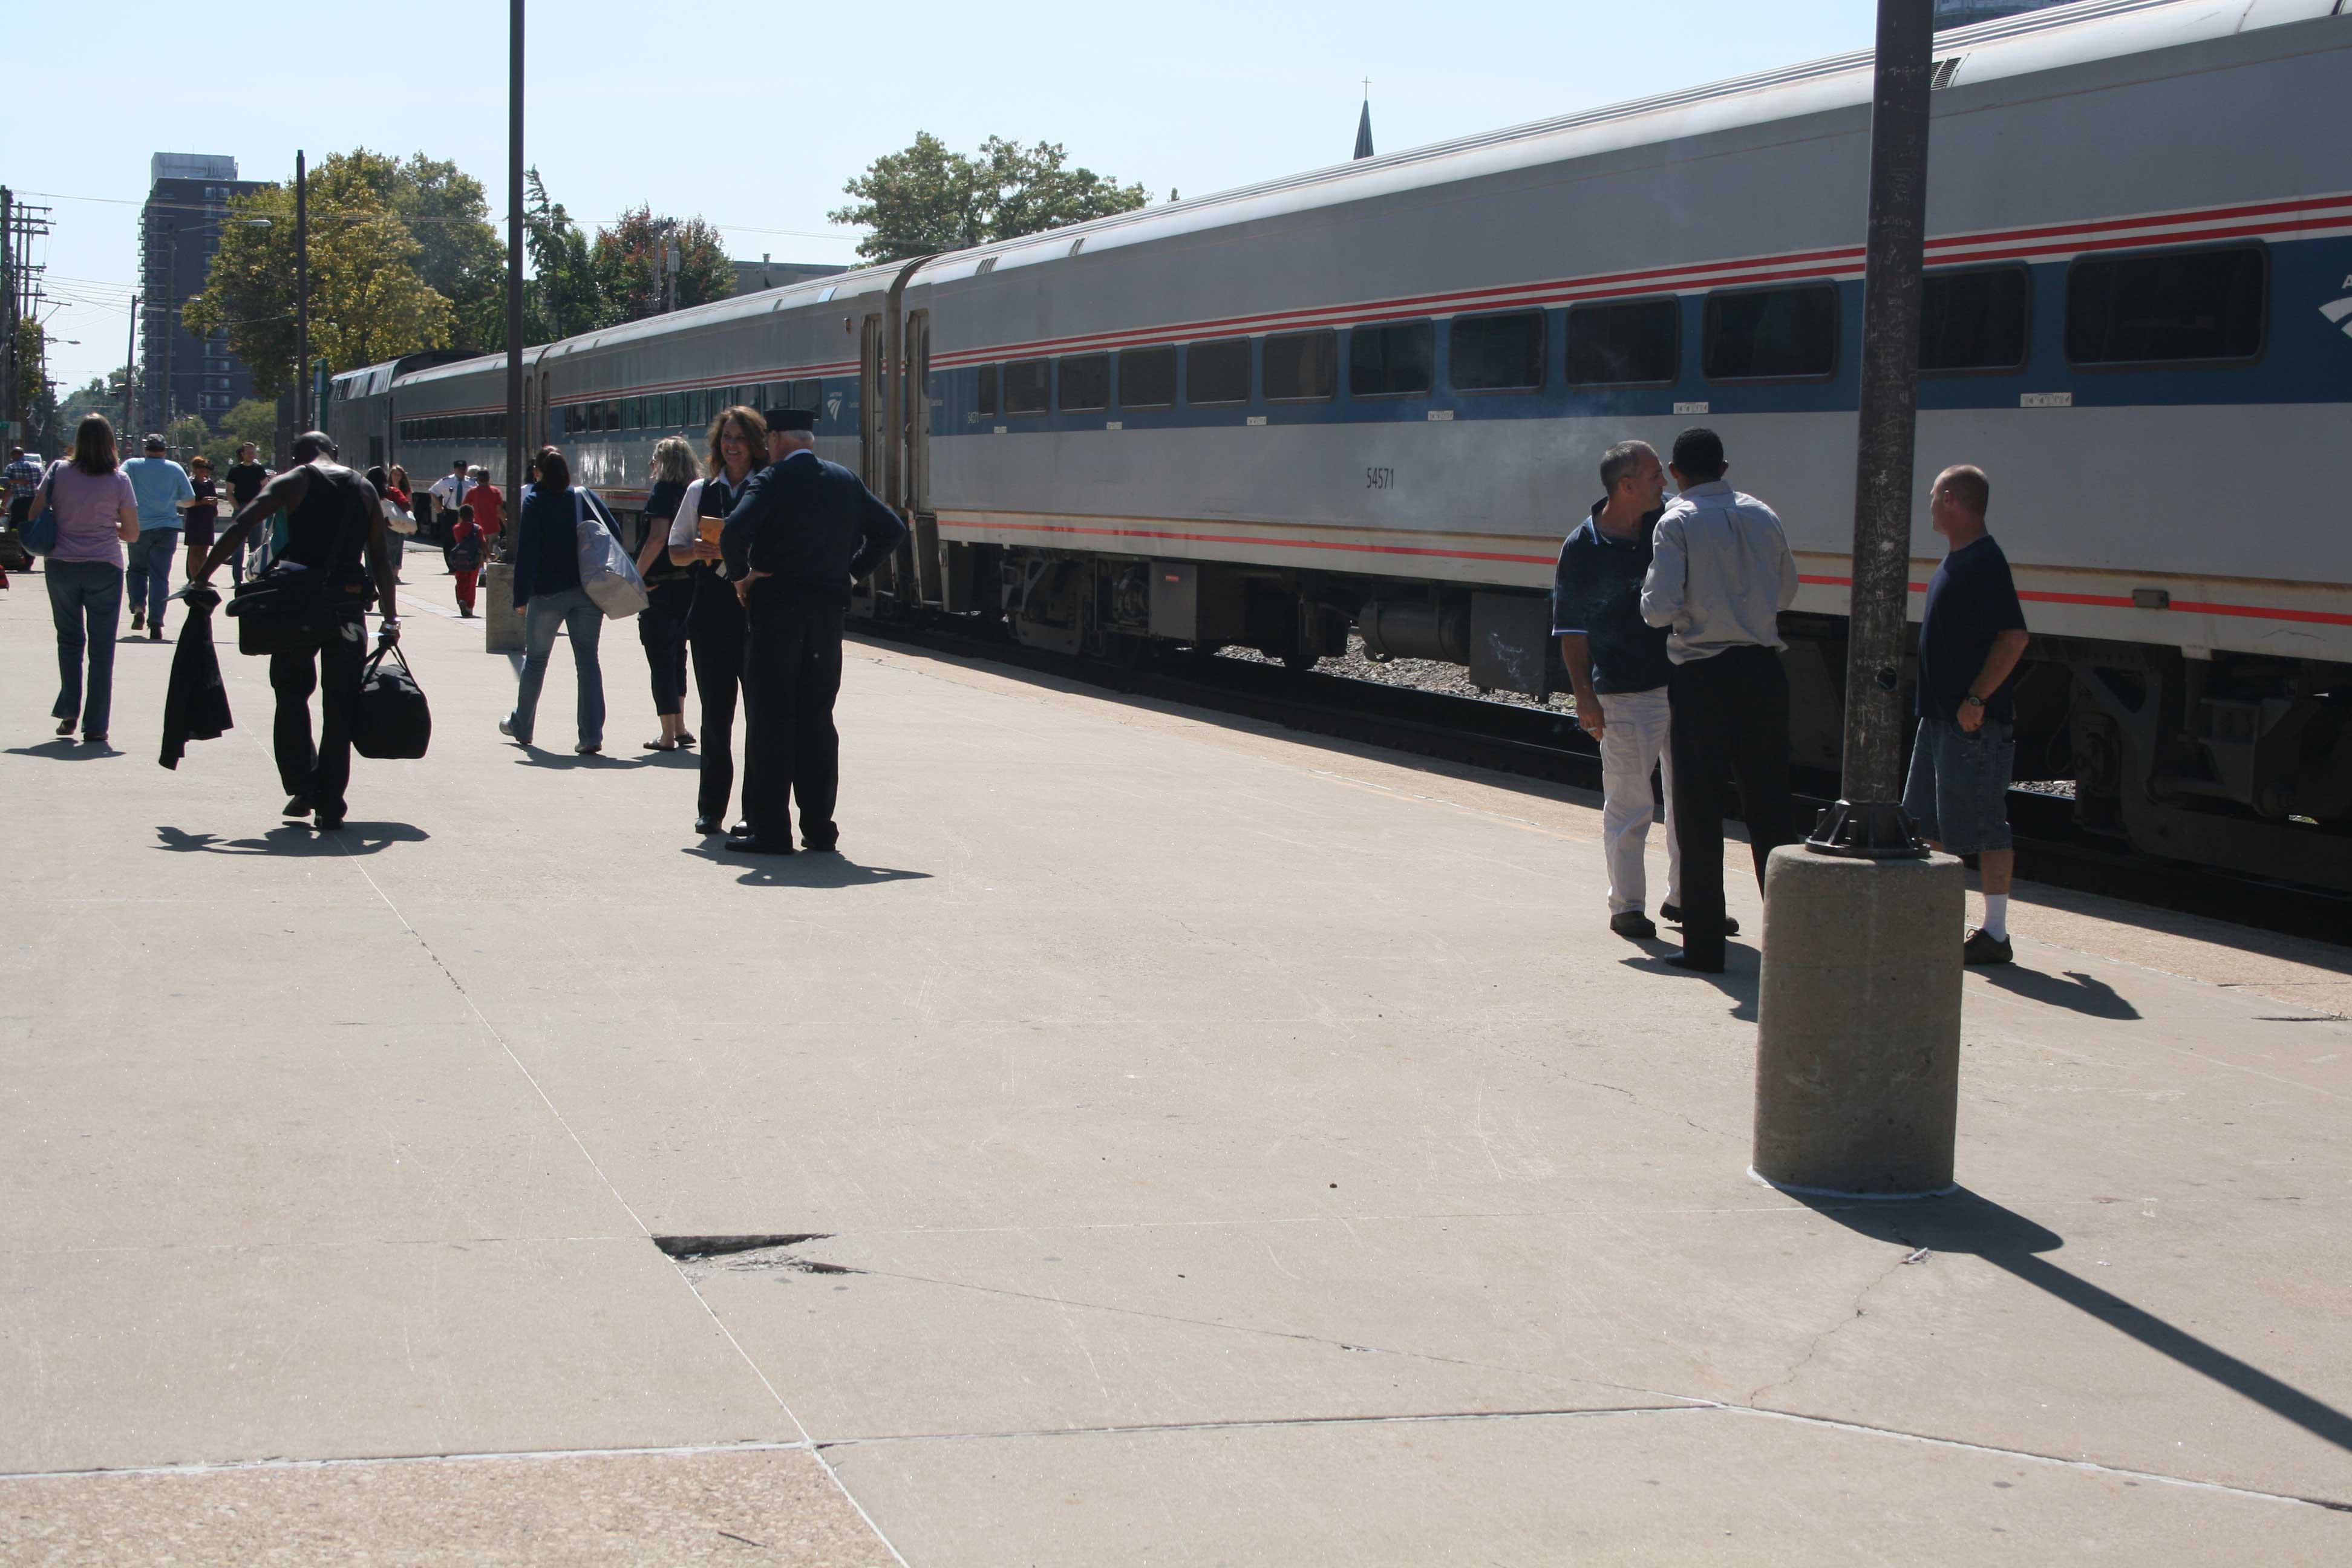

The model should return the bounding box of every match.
[686,571,748,822]
[741,589,846,846]
[639,577,692,715]
[1667,645,1797,967]
[270,606,368,820]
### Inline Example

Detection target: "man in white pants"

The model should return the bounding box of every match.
[1553,440,1733,942]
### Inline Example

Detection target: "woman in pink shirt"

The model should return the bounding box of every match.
[38,414,141,746]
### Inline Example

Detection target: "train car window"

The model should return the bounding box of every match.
[760,381,785,410]
[1004,359,1051,414]
[1567,299,1680,385]
[1264,329,1338,401]
[2065,244,2265,366]
[976,365,999,417]
[1919,266,2029,373]
[1119,347,1177,408]
[792,378,823,411]
[1186,338,1252,405]
[1058,354,1111,412]
[1449,310,1546,391]
[1702,284,1837,381]
[1350,321,1436,398]
[606,399,623,431]
[624,396,642,430]
[660,392,682,427]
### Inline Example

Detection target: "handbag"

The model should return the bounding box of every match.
[224,562,333,656]
[384,496,417,536]
[353,642,432,759]
[21,463,61,556]
[573,488,648,619]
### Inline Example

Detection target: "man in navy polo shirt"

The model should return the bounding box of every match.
[1555,439,1729,942]
[1903,463,2031,965]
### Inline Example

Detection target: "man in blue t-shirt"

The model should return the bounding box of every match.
[1903,463,2031,965]
[1555,439,1730,943]
[121,434,195,640]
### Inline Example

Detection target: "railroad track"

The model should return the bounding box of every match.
[856,618,2352,950]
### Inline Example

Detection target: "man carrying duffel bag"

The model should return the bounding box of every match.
[195,430,399,834]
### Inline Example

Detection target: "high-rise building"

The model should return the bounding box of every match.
[1936,0,2073,27]
[139,153,265,437]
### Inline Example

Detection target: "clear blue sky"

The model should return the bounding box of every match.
[11,0,1882,398]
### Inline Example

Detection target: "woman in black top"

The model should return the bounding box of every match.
[666,406,764,834]
[638,437,697,751]
[180,456,220,587]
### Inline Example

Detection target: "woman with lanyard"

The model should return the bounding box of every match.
[637,437,698,753]
[666,405,764,835]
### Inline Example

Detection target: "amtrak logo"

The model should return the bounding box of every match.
[2324,297,2352,340]
[826,394,843,421]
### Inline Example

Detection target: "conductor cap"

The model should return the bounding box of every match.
[764,408,817,433]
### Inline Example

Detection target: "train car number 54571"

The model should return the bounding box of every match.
[1366,466,1395,491]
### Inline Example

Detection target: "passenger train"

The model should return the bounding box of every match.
[329,0,2352,891]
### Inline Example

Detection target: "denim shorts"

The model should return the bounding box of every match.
[1903,715,2014,854]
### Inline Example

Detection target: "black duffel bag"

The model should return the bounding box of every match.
[353,643,432,760]
[224,564,333,656]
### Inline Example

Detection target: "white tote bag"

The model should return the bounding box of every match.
[573,488,648,619]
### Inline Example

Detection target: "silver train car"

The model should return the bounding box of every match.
[327,0,2352,890]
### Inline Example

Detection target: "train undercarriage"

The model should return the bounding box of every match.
[872,537,2352,895]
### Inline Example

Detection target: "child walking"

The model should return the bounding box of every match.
[450,503,483,617]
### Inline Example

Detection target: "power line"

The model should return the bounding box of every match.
[19,188,867,238]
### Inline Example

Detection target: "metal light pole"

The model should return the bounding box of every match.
[486,0,528,653]
[506,0,525,508]
[1809,0,1937,856]
[295,149,309,431]
[1752,0,1962,1201]
[2,186,15,440]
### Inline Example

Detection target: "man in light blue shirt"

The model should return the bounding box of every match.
[122,434,195,640]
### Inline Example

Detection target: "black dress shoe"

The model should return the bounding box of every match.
[802,837,838,854]
[1670,953,1725,974]
[1660,903,1739,937]
[694,814,722,835]
[731,822,751,838]
[725,834,794,855]
[1609,910,1658,941]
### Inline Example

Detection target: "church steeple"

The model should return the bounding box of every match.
[1354,82,1374,160]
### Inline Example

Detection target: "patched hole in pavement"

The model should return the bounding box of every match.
[652,1234,858,1281]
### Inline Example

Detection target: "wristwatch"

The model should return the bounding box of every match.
[1961,693,1986,711]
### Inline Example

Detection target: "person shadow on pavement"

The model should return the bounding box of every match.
[154,822,430,857]
[680,842,931,889]
[1620,941,1760,1022]
[7,740,121,762]
[1973,963,2141,1020]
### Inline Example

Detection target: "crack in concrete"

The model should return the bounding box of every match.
[1744,1236,1919,1406]
[815,1402,2351,1514]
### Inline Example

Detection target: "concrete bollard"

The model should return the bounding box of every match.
[1753,844,1965,1198]
[482,562,523,653]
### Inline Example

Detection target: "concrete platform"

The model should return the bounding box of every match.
[2,558,2347,1563]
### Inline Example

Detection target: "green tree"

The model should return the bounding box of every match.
[220,397,278,453]
[338,149,506,351]
[523,168,604,342]
[9,319,42,428]
[831,133,1149,263]
[593,207,733,324]
[183,152,457,393]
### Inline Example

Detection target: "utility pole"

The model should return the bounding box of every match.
[2,186,16,440]
[163,222,177,435]
[295,149,309,430]
[122,297,139,437]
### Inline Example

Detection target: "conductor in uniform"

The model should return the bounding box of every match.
[717,408,907,855]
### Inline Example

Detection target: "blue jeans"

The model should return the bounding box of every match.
[508,588,605,748]
[125,528,180,626]
[1903,715,2015,855]
[47,560,125,736]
